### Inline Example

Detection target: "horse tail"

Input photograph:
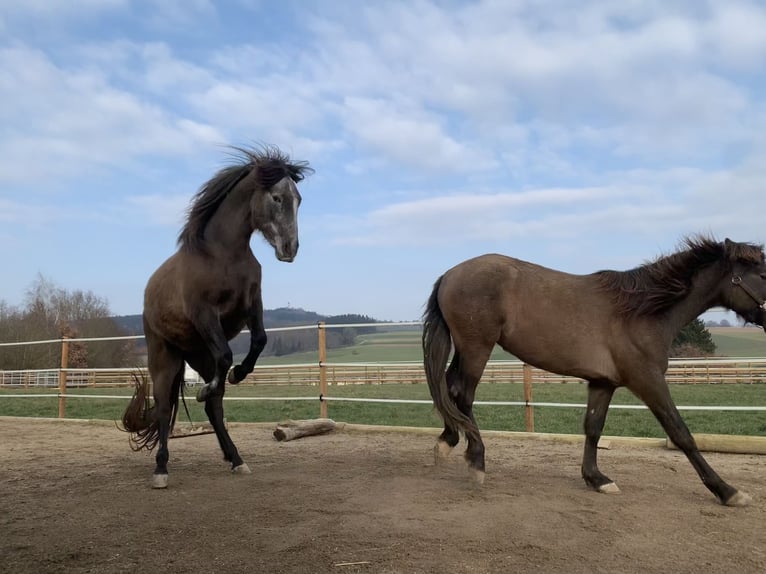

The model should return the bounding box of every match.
[119,371,181,452]
[422,275,478,439]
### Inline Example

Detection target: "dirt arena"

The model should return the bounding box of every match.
[1,418,764,574]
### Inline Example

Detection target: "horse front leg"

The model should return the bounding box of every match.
[632,376,750,506]
[191,308,234,403]
[229,297,266,385]
[581,379,619,494]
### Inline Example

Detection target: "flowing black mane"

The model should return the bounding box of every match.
[178,145,313,251]
[595,235,765,317]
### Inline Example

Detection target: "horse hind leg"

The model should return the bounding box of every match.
[449,350,490,485]
[434,355,462,463]
[581,379,620,494]
[147,343,184,489]
[188,351,249,474]
[204,389,249,474]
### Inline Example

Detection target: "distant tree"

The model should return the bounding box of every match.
[720,319,731,327]
[0,275,136,369]
[671,318,716,357]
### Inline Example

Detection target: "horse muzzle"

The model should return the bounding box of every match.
[275,240,298,262]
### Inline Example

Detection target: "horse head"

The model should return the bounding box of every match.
[252,175,302,262]
[723,238,766,330]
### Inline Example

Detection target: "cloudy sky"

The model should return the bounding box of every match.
[1,0,764,322]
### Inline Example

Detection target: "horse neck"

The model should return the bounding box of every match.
[664,262,727,334]
[203,186,255,255]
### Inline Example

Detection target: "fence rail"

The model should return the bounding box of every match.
[1,323,766,434]
[3,359,766,389]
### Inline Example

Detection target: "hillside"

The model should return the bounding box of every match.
[112,307,354,335]
[111,308,382,358]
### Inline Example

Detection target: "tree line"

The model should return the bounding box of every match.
[0,276,136,369]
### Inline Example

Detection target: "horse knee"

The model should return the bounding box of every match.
[253,331,267,352]
[221,348,233,369]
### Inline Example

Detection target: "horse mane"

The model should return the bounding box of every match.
[594,235,765,317]
[177,145,313,251]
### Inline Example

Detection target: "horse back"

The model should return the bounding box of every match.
[437,254,623,380]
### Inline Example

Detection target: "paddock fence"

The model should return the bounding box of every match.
[1,322,766,434]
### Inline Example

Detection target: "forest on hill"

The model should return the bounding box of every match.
[112,307,381,358]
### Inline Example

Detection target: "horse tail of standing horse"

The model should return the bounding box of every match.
[120,372,180,452]
[422,276,479,442]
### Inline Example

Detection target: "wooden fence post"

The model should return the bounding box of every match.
[58,337,69,418]
[318,322,328,418]
[523,363,534,432]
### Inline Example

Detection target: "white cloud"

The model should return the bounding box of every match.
[341,97,496,173]
[0,46,224,185]
[303,0,765,166]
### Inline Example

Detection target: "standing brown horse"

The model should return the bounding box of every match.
[423,236,766,506]
[122,145,312,488]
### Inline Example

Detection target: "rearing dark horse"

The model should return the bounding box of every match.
[423,236,766,506]
[122,145,313,488]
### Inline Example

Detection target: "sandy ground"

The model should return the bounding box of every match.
[1,418,765,574]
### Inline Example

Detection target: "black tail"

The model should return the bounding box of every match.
[119,371,180,452]
[422,276,478,438]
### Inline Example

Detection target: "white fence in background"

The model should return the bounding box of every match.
[1,322,765,431]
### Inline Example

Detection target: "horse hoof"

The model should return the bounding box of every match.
[232,463,251,475]
[724,490,752,507]
[152,474,168,489]
[195,385,209,402]
[434,441,453,463]
[471,469,485,486]
[597,482,620,494]
[227,370,239,385]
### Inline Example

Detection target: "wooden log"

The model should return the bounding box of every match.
[170,422,216,439]
[273,418,338,442]
[666,433,766,455]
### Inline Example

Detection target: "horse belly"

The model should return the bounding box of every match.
[499,318,618,381]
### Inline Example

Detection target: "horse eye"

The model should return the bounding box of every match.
[271,194,282,204]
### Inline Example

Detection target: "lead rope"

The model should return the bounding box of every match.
[179,383,195,426]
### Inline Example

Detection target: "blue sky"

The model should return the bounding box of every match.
[1,0,765,322]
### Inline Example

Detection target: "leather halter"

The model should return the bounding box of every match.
[731,275,766,310]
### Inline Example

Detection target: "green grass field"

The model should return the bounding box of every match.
[2,381,764,438]
[708,327,766,357]
[259,329,515,364]
[255,326,765,365]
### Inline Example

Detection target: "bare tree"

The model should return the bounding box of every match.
[0,275,135,369]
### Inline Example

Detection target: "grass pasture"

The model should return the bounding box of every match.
[708,327,766,357]
[255,326,766,366]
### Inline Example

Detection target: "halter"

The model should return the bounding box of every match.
[731,275,766,310]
